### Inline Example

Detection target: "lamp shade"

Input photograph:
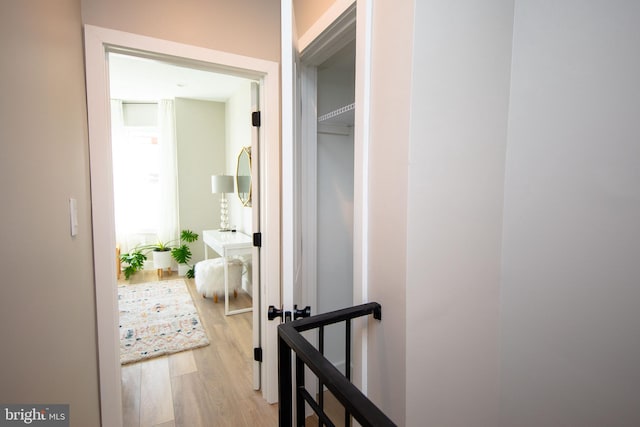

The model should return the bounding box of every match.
[211,175,234,193]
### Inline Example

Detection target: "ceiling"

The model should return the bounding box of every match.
[108,53,254,102]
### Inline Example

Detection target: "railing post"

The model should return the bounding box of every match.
[278,333,293,427]
[345,319,351,426]
[319,326,324,427]
[296,355,306,426]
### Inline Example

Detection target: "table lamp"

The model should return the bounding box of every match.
[211,174,234,231]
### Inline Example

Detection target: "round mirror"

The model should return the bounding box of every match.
[236,146,252,207]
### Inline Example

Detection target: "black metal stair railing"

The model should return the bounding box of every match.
[277,302,396,427]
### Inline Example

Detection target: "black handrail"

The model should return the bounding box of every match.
[277,302,396,427]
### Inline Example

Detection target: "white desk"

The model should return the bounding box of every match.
[202,230,253,316]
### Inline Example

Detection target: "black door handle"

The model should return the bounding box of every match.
[294,305,311,320]
[268,305,284,321]
[269,305,310,321]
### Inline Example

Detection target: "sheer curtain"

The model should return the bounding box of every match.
[111,99,133,252]
[157,99,179,246]
[111,99,179,253]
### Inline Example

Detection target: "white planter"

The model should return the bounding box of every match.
[152,250,172,269]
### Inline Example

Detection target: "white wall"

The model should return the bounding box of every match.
[501,1,640,426]
[81,0,281,62]
[225,81,254,234]
[225,83,254,294]
[317,129,354,363]
[175,98,226,264]
[372,1,640,426]
[317,41,355,116]
[293,0,337,37]
[0,0,279,422]
[366,0,413,424]
[405,1,514,426]
[0,1,101,424]
[317,131,354,366]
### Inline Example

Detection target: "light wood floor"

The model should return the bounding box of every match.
[118,270,278,427]
[304,391,348,427]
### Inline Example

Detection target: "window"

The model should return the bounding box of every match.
[111,100,178,253]
[114,127,161,236]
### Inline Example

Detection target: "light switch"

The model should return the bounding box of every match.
[69,198,78,237]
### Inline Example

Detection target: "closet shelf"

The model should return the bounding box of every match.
[318,102,355,124]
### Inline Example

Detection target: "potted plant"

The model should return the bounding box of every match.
[151,243,173,272]
[120,250,146,280]
[170,230,199,278]
[119,230,199,279]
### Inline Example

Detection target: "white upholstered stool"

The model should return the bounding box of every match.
[195,257,243,302]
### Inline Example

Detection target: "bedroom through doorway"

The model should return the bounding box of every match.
[109,51,270,426]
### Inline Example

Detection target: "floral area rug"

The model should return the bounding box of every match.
[118,279,209,364]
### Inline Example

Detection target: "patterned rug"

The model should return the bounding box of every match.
[118,279,210,364]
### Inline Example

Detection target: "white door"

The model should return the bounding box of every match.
[281,0,305,313]
[280,0,373,400]
[281,0,362,326]
[250,82,261,390]
[281,2,316,418]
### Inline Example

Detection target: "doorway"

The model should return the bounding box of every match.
[281,0,373,406]
[315,40,356,368]
[109,52,266,425]
[84,25,281,426]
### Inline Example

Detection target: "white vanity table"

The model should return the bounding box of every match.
[202,229,253,316]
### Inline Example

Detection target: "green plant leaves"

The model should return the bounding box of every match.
[120,251,147,279]
[180,229,198,243]
[171,244,192,264]
[119,230,199,280]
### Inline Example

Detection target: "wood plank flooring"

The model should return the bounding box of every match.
[119,270,278,427]
[304,391,348,427]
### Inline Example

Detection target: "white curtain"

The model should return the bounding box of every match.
[111,99,179,253]
[157,99,179,245]
[111,99,133,252]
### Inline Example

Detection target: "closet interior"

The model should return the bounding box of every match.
[315,39,356,373]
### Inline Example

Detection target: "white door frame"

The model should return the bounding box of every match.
[84,25,281,426]
[352,0,373,395]
[281,0,373,394]
[281,0,298,314]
